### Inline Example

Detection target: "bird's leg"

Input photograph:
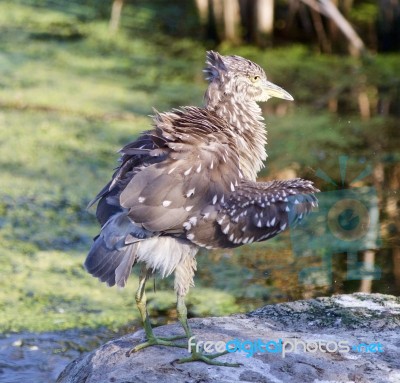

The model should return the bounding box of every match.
[176,291,192,338]
[126,266,186,357]
[175,292,240,367]
[134,266,153,340]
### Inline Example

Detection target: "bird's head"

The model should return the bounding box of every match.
[204,51,293,103]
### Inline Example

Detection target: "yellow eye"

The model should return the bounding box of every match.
[251,75,261,83]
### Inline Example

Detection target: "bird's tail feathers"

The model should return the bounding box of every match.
[84,236,138,287]
[84,212,153,287]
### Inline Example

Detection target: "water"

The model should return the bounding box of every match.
[0,328,121,382]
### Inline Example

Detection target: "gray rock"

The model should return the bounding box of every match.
[57,293,400,383]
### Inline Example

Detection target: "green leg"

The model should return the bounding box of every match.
[135,266,153,339]
[176,293,241,367]
[126,267,186,357]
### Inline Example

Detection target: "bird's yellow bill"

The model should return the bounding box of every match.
[263,80,294,101]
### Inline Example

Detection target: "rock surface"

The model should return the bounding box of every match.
[57,293,400,383]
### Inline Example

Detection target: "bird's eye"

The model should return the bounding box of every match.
[251,75,261,83]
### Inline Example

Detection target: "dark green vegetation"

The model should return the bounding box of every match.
[0,1,399,333]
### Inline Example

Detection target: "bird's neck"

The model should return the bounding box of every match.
[205,87,267,181]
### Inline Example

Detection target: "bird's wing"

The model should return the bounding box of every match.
[186,178,319,248]
[108,107,243,234]
[88,128,169,226]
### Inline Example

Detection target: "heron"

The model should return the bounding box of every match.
[85,51,318,366]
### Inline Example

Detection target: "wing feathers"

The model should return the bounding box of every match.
[115,107,241,234]
[186,179,318,248]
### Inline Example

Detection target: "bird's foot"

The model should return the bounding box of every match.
[177,350,241,367]
[126,335,187,357]
[158,334,187,342]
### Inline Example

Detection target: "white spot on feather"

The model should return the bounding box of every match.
[168,167,176,174]
[185,206,194,211]
[186,188,195,197]
[223,224,230,234]
[163,200,172,207]
[217,215,226,224]
[196,164,202,173]
[138,196,146,203]
[212,195,218,205]
[184,167,192,176]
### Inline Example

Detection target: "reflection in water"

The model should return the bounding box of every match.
[359,250,376,293]
[195,232,400,313]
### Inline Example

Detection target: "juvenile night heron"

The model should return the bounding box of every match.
[85,51,318,366]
